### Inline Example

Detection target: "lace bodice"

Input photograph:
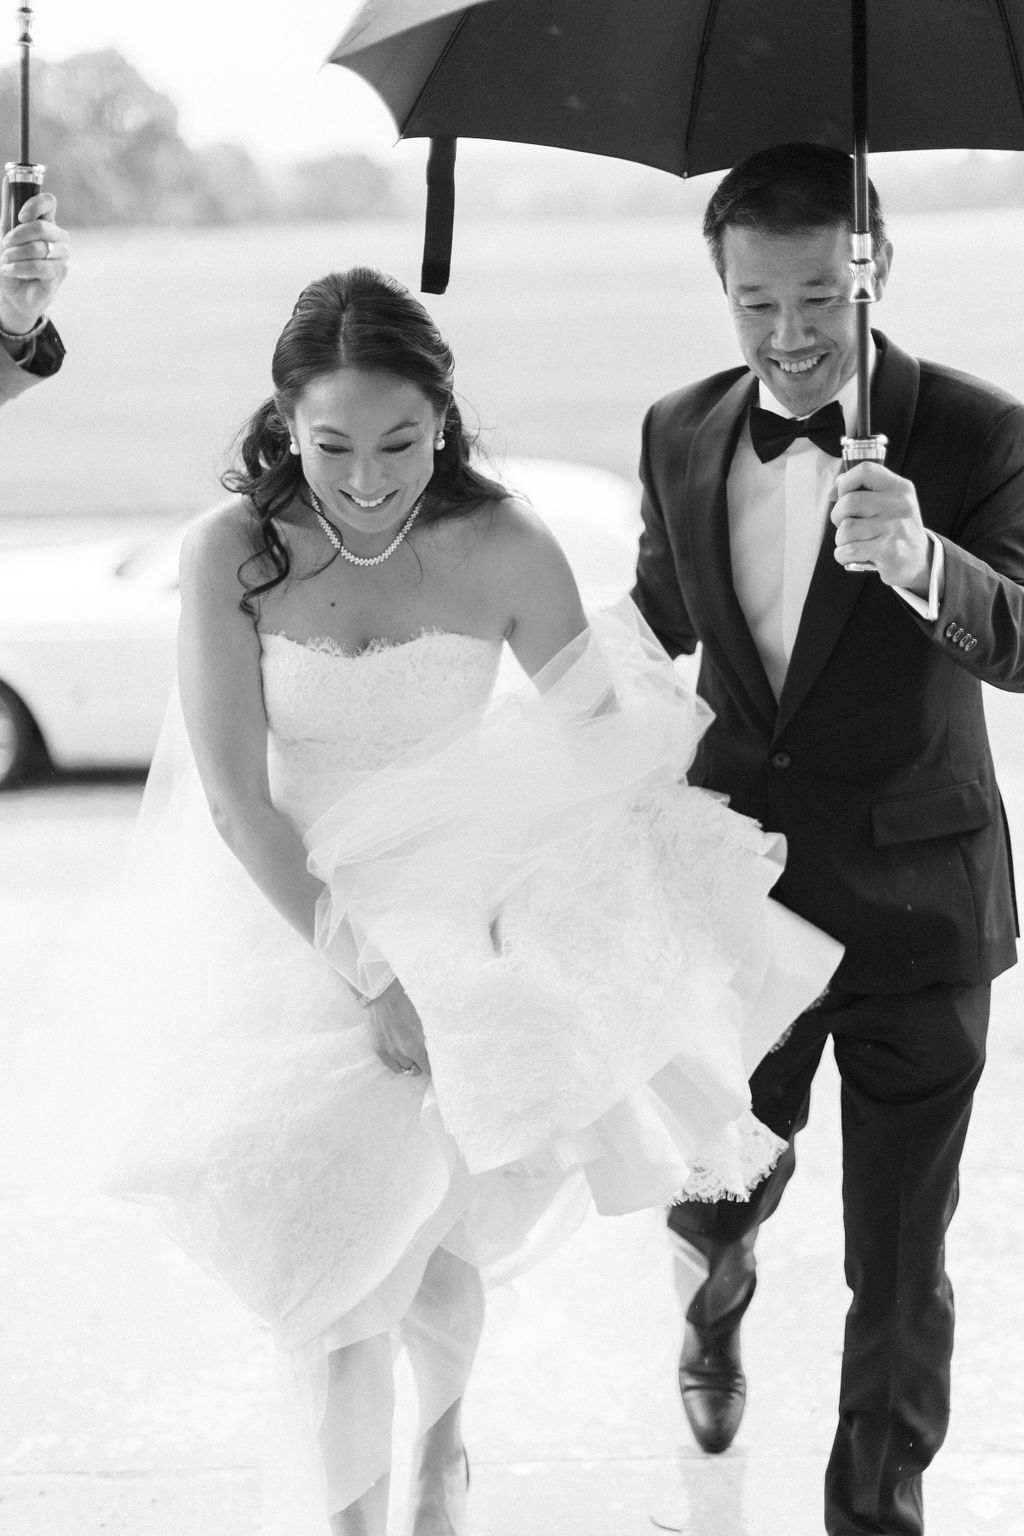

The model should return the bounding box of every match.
[260,629,503,830]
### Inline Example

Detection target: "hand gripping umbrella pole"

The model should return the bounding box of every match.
[842,0,887,573]
[1,4,45,237]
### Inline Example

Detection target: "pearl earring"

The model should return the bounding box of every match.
[434,432,446,451]
[288,439,300,455]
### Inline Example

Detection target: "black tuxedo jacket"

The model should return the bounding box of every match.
[633,332,1024,993]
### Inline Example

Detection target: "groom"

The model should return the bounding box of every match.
[632,142,1024,1535]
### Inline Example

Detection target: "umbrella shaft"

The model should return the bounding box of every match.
[19,51,29,161]
[16,6,34,163]
[855,303,872,435]
[851,0,868,224]
[851,0,873,439]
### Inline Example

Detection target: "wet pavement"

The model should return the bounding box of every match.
[2,769,1023,1535]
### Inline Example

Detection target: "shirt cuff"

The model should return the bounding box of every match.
[893,530,944,621]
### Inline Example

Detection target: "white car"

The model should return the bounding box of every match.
[0,460,641,789]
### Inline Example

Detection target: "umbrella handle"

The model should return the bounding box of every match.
[839,434,888,574]
[1,159,44,237]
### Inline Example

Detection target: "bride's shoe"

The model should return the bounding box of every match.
[407,1443,470,1536]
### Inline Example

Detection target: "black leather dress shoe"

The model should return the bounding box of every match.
[677,1320,746,1453]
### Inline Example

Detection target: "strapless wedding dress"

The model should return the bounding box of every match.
[92,603,841,1527]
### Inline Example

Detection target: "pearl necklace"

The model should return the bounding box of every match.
[308,489,425,568]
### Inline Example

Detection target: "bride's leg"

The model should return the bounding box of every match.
[402,1247,485,1536]
[407,1398,470,1536]
[320,1333,396,1536]
[328,1473,389,1536]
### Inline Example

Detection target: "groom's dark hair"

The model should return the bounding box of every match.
[703,142,887,283]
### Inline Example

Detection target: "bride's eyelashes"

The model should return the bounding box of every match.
[311,440,420,457]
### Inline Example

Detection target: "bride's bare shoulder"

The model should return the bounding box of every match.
[467,492,574,579]
[178,496,270,600]
[181,496,257,560]
[448,488,551,550]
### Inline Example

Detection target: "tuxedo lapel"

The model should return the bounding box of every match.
[684,375,778,731]
[867,332,920,477]
[774,525,868,737]
[774,333,919,738]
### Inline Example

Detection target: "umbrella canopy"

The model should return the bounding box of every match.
[330,0,1024,440]
[332,0,1024,179]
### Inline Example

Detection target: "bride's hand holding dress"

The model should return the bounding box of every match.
[363,978,429,1077]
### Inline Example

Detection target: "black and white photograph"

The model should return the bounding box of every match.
[2,4,1024,1534]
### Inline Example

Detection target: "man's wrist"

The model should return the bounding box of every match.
[898,556,932,599]
[892,531,944,621]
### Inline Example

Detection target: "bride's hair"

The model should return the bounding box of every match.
[222,267,506,612]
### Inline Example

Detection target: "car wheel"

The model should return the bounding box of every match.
[0,682,42,789]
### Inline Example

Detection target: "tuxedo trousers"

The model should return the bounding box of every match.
[667,980,990,1536]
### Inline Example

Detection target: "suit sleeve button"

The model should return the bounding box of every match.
[945,621,958,639]
[771,751,791,770]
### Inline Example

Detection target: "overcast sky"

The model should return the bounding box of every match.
[18,0,402,162]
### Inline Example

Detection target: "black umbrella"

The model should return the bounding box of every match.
[1,4,44,237]
[329,0,1024,449]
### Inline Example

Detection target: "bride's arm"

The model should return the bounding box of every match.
[176,504,430,1074]
[489,499,618,713]
[176,505,327,944]
[487,499,589,676]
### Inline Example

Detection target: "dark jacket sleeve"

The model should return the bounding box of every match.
[631,402,700,657]
[907,398,1024,691]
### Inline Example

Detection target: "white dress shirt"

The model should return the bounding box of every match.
[727,345,943,699]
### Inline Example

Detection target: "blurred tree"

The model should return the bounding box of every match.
[0,50,217,224]
[271,153,396,219]
[0,51,276,225]
[0,50,396,226]
[195,143,273,224]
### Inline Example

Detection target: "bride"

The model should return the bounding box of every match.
[108,267,841,1535]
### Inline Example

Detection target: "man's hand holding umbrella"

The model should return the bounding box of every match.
[832,460,934,595]
[0,190,68,357]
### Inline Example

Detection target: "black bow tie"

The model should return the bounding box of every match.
[748,400,846,463]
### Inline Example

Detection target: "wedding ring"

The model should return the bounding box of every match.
[44,240,54,260]
[400,1064,419,1076]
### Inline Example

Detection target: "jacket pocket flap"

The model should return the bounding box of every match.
[871,780,991,847]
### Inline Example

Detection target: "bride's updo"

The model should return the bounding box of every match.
[223,267,505,609]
